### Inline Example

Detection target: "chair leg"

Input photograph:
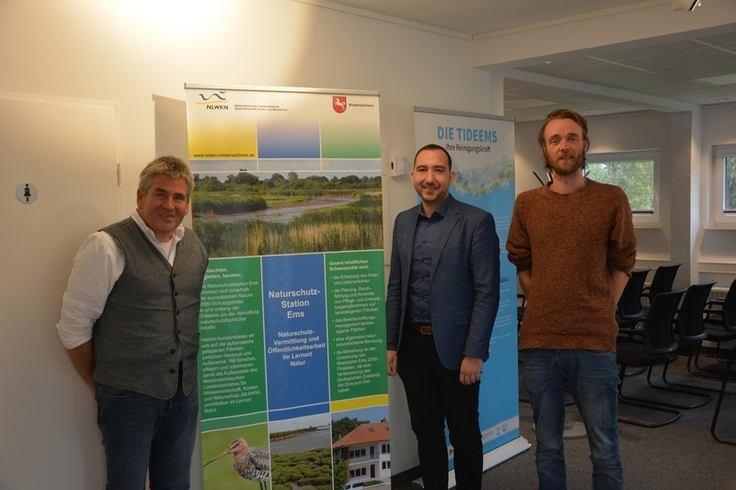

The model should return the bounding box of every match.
[624,367,647,377]
[688,346,729,380]
[665,354,725,393]
[715,342,731,362]
[686,348,702,376]
[711,348,736,445]
[617,364,681,428]
[692,345,716,374]
[647,358,713,407]
[687,346,736,396]
[687,342,728,380]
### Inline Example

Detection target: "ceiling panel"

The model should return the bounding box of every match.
[659,60,736,79]
[602,73,682,87]
[634,79,717,94]
[541,63,642,82]
[668,84,736,98]
[318,0,736,120]
[601,40,703,60]
[621,48,735,71]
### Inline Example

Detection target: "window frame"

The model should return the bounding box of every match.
[710,144,736,228]
[585,149,660,227]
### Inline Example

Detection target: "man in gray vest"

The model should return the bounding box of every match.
[57,156,208,490]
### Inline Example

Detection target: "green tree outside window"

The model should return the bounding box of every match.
[586,160,654,212]
[726,155,736,211]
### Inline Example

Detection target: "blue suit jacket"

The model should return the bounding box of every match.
[386,194,500,370]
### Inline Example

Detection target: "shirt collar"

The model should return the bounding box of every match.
[418,194,452,219]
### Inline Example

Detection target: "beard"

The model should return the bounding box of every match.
[546,150,585,177]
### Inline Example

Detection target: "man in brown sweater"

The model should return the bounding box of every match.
[507,109,636,490]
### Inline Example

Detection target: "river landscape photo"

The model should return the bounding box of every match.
[192,171,383,258]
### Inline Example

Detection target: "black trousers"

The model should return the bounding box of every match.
[398,328,483,490]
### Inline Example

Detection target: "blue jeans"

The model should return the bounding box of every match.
[520,349,623,490]
[95,383,199,490]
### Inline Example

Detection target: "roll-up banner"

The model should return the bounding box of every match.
[414,107,530,485]
[186,85,389,490]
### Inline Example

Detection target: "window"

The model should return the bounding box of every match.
[585,149,659,226]
[349,449,366,459]
[711,145,736,227]
[381,444,390,454]
[382,461,391,470]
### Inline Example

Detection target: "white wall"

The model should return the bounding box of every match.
[699,103,736,288]
[0,1,504,488]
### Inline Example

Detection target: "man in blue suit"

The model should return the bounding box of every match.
[386,144,500,490]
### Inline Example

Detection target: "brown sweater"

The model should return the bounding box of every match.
[506,179,637,352]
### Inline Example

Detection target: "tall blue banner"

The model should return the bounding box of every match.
[414,107,529,484]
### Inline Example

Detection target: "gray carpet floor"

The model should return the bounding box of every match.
[398,352,736,489]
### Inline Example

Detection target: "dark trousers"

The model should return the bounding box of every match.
[96,381,199,490]
[398,329,483,490]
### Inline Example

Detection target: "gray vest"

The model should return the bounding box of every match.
[92,218,208,399]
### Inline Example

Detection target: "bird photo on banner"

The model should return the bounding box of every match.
[202,426,271,490]
[205,437,270,490]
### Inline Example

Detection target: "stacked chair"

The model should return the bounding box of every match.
[689,278,736,374]
[616,288,686,428]
[681,278,736,445]
[640,263,681,315]
[615,274,736,440]
[712,343,736,445]
[647,281,715,409]
[616,268,650,331]
[616,269,651,377]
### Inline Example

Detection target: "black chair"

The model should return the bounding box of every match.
[711,343,736,445]
[617,268,650,331]
[649,281,716,408]
[616,288,686,428]
[617,268,652,377]
[517,294,526,330]
[641,263,681,312]
[688,278,736,377]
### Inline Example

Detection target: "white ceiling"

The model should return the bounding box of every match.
[307,0,654,35]
[298,0,736,121]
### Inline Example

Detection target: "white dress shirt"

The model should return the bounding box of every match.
[56,212,185,349]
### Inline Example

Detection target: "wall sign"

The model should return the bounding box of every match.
[16,183,38,204]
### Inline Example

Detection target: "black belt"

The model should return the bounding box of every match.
[407,322,433,335]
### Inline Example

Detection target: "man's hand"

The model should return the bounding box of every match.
[518,269,532,298]
[66,340,96,396]
[387,350,398,376]
[459,356,483,385]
